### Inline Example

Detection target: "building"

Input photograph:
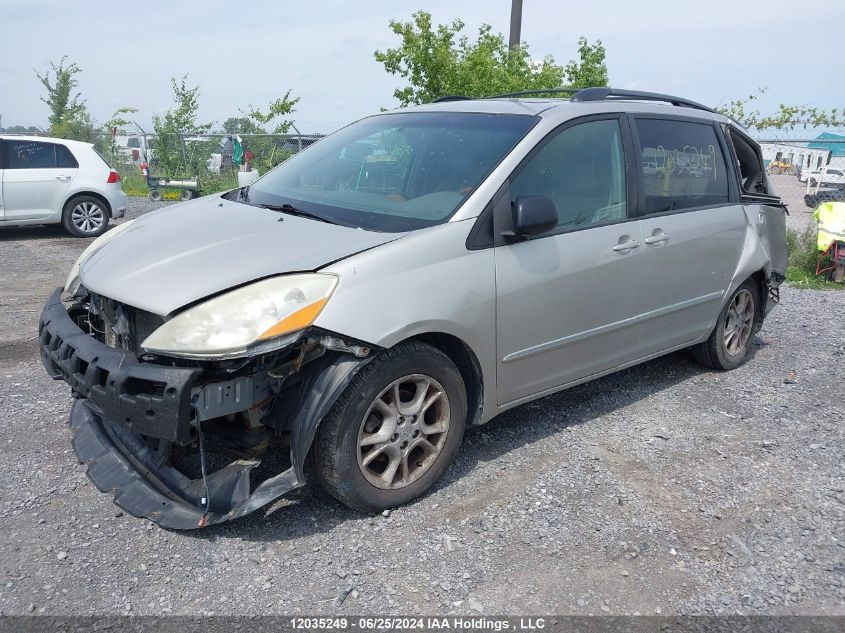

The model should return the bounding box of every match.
[759,132,845,172]
[807,132,845,170]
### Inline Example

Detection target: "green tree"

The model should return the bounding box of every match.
[100,106,139,161]
[718,88,843,130]
[222,116,261,134]
[152,75,212,176]
[375,11,607,106]
[2,124,43,135]
[35,56,94,140]
[243,91,299,134]
[564,37,608,89]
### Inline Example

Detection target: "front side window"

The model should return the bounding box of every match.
[6,140,56,169]
[509,118,627,230]
[246,112,537,232]
[635,119,729,213]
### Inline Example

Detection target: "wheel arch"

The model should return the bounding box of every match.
[400,332,484,427]
[63,191,113,217]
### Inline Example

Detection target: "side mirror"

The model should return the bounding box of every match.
[503,196,558,240]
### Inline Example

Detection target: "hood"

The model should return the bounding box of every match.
[79,195,404,315]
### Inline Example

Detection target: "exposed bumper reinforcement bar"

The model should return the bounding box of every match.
[39,288,201,445]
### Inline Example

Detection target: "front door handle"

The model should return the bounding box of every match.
[612,239,640,252]
[644,233,669,245]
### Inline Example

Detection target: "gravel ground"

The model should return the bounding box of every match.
[0,196,843,617]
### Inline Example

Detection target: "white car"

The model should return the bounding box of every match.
[809,168,845,187]
[0,135,127,237]
[113,134,154,164]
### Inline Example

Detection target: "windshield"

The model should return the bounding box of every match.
[245,111,537,232]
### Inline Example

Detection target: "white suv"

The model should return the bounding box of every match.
[0,136,127,237]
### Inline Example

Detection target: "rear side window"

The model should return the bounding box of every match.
[728,128,767,195]
[55,144,79,168]
[5,140,56,169]
[634,119,729,213]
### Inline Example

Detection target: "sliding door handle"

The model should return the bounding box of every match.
[644,233,669,245]
[612,240,640,252]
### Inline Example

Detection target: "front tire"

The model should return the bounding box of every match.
[692,279,759,370]
[314,341,467,513]
[62,195,109,238]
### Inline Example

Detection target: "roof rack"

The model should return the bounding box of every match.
[431,87,719,116]
[570,88,717,114]
[432,95,473,103]
[485,88,580,99]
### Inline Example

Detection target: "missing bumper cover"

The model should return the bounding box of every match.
[41,286,377,528]
[69,352,372,529]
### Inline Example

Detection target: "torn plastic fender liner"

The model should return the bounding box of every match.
[70,353,373,529]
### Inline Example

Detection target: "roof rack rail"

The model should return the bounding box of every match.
[432,95,473,103]
[570,88,717,114]
[485,87,580,99]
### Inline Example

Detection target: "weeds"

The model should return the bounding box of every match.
[118,167,239,200]
[786,226,844,290]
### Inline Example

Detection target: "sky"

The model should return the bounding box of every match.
[1,0,842,135]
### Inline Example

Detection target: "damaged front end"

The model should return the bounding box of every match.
[39,288,375,529]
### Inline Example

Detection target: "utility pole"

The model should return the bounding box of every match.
[509,0,523,50]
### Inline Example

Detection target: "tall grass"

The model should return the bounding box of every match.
[118,166,239,200]
[786,226,843,289]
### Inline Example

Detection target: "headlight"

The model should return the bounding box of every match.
[65,219,137,295]
[141,274,339,359]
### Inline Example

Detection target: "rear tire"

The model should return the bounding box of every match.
[691,279,759,370]
[62,195,109,238]
[314,342,467,513]
[148,189,162,201]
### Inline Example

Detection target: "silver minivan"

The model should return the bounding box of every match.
[39,88,788,529]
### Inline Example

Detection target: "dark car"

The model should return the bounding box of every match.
[805,185,845,209]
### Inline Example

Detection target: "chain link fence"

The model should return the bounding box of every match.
[755,132,845,284]
[95,130,324,197]
[756,133,845,230]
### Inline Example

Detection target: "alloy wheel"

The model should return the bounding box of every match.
[71,201,105,234]
[723,289,754,356]
[356,374,451,490]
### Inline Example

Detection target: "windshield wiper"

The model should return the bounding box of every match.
[254,202,336,224]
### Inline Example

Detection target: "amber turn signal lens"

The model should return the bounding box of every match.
[257,297,329,340]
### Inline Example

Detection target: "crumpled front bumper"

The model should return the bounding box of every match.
[39,287,371,529]
[69,400,288,529]
[39,288,200,445]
